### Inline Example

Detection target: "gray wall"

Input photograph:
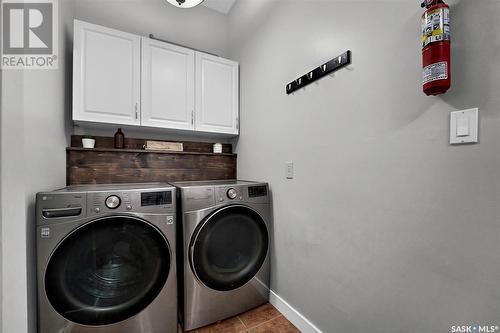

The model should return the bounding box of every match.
[0,1,229,332]
[0,1,3,327]
[1,49,30,333]
[1,1,73,331]
[70,0,229,57]
[3,1,500,333]
[228,1,500,332]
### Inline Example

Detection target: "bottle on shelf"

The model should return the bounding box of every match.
[114,128,125,149]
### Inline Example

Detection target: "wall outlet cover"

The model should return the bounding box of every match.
[286,161,294,179]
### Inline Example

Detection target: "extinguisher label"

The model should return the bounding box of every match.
[423,61,448,84]
[422,7,450,47]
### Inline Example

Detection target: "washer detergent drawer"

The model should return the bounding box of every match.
[42,207,82,218]
[36,192,86,224]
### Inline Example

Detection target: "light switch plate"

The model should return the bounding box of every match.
[450,108,478,144]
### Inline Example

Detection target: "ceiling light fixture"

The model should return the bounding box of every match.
[165,0,204,9]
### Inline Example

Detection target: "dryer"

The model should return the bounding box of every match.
[172,180,271,331]
[36,183,177,333]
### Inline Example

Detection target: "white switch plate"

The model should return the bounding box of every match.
[286,162,294,179]
[450,108,478,144]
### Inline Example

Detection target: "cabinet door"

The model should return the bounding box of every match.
[141,38,195,130]
[195,52,239,135]
[73,20,141,126]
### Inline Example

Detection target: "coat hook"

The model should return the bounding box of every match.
[285,50,351,95]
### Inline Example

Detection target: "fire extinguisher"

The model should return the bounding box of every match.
[421,0,451,96]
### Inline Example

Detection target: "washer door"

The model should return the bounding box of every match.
[45,216,170,326]
[191,205,269,291]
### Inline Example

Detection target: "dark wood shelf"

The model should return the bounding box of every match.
[66,147,237,157]
[67,135,236,185]
[71,135,233,154]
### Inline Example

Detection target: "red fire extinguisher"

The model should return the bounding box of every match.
[421,0,451,96]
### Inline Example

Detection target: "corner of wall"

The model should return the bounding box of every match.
[0,3,3,330]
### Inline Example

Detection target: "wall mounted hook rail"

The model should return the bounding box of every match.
[286,50,352,95]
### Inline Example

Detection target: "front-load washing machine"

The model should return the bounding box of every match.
[36,183,177,333]
[171,180,271,331]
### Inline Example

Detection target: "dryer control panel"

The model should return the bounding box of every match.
[216,186,244,203]
[215,184,268,204]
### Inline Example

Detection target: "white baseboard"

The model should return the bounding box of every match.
[269,290,323,333]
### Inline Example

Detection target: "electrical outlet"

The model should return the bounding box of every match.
[286,162,294,179]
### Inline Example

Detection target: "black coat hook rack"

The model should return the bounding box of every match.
[286,50,352,95]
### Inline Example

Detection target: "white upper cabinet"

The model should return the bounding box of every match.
[72,20,239,136]
[141,38,195,130]
[195,52,239,135]
[73,20,141,126]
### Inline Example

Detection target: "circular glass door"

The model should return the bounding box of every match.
[191,205,269,291]
[45,216,170,326]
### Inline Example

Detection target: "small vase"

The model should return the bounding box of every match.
[213,143,222,153]
[82,138,95,148]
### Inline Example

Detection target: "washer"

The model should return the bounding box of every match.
[171,180,271,331]
[36,183,177,333]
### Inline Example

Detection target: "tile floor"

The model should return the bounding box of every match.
[184,303,300,333]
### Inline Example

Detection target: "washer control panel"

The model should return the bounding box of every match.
[87,189,174,216]
[37,186,176,226]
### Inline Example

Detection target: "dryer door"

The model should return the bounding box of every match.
[190,205,269,291]
[44,216,171,326]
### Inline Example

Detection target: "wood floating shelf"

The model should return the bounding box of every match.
[71,135,233,153]
[67,147,236,157]
[67,135,237,185]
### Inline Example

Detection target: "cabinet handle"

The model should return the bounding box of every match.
[135,103,138,120]
[191,110,194,126]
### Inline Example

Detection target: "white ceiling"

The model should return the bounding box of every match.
[202,0,237,14]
